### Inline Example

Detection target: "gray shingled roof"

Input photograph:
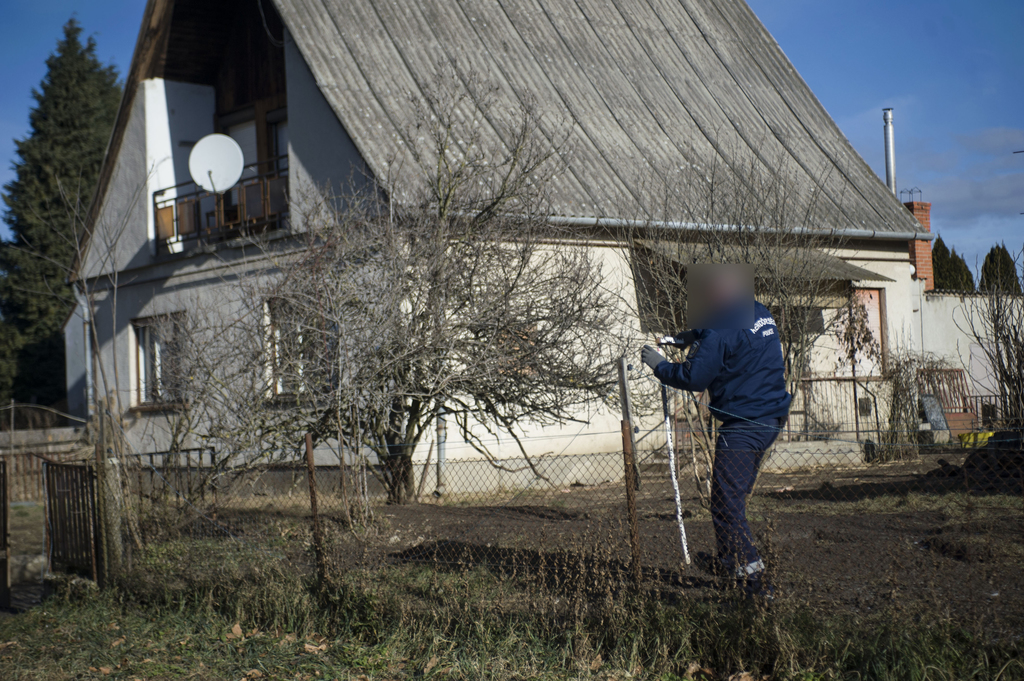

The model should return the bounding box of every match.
[275,0,921,233]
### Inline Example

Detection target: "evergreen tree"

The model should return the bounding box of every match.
[979,243,1022,294]
[0,19,121,406]
[931,235,952,287]
[932,235,975,291]
[947,246,976,292]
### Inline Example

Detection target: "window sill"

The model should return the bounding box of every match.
[265,393,308,408]
[129,402,188,415]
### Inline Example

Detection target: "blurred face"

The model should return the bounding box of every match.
[687,263,754,329]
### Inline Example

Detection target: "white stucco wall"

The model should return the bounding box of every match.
[792,239,919,379]
[143,78,215,252]
[88,263,272,454]
[81,238,660,492]
[838,240,921,359]
[142,79,175,249]
[920,291,997,395]
[81,78,216,279]
[163,80,216,187]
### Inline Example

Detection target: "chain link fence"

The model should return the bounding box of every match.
[104,363,1024,634]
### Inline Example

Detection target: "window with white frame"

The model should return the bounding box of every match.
[133,314,185,405]
[266,299,306,396]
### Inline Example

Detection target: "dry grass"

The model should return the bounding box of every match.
[3,556,1023,681]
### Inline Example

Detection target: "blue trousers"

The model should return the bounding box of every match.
[711,419,782,575]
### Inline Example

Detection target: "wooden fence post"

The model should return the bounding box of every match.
[304,433,327,583]
[94,403,107,588]
[616,357,642,586]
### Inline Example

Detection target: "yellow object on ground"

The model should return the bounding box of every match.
[958,431,995,448]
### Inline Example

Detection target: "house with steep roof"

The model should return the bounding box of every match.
[67,0,938,474]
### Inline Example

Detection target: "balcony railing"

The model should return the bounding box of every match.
[153,156,288,254]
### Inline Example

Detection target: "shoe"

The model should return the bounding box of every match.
[743,572,776,602]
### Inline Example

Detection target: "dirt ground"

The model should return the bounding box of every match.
[313,449,1024,635]
[9,449,1022,635]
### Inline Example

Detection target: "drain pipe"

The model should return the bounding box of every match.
[434,406,447,497]
[883,108,896,195]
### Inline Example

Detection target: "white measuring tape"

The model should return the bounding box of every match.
[662,384,691,564]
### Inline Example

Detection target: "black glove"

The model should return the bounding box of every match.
[673,330,698,347]
[641,345,665,371]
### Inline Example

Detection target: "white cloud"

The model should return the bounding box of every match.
[924,169,1024,223]
[954,127,1024,155]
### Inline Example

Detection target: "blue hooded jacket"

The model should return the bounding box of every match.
[653,301,792,425]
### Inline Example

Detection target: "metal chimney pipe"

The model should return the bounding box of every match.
[883,108,896,195]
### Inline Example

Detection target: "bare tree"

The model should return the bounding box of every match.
[15,163,161,577]
[961,247,1024,428]
[618,149,858,501]
[257,201,622,504]
[226,73,628,505]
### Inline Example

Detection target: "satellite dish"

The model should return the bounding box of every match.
[188,134,244,193]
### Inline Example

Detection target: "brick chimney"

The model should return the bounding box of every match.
[904,201,933,291]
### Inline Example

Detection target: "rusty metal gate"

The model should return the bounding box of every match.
[43,462,98,582]
[1,459,9,608]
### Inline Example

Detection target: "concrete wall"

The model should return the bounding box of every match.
[63,298,90,419]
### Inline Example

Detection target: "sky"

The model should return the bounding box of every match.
[1,0,1022,272]
[0,0,145,231]
[746,0,1024,272]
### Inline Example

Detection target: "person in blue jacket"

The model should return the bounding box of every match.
[641,293,791,598]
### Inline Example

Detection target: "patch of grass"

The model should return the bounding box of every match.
[9,502,45,555]
[0,590,396,681]
[3,556,1022,681]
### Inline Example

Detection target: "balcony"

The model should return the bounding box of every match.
[153,156,288,254]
